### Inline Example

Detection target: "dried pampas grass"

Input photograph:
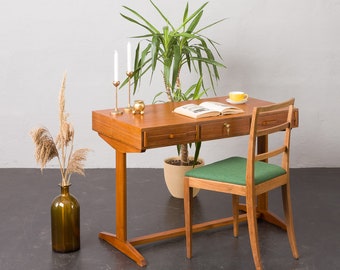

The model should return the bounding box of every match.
[31,127,59,169]
[30,73,89,186]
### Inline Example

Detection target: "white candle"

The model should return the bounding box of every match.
[127,42,132,72]
[114,50,119,82]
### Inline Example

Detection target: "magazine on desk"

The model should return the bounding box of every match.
[174,101,244,119]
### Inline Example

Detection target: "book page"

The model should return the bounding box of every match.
[199,101,243,114]
[173,104,219,118]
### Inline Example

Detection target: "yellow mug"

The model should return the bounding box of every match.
[229,91,248,102]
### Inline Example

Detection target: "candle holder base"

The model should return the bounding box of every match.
[124,105,133,112]
[111,109,123,116]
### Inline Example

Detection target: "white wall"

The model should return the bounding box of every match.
[1,0,339,168]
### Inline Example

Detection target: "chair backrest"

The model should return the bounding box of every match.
[246,99,295,185]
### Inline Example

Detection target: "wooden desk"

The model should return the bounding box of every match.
[92,96,299,266]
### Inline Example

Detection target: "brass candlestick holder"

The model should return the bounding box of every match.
[125,71,134,112]
[111,81,123,115]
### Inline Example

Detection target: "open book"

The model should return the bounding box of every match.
[174,101,244,119]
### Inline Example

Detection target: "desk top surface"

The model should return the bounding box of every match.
[92,96,272,130]
[92,96,288,152]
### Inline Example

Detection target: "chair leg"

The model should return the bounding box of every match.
[282,183,299,259]
[232,194,239,237]
[246,195,263,270]
[184,178,193,259]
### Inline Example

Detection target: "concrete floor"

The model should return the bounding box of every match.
[0,168,339,270]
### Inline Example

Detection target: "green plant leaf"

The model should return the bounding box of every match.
[193,141,202,167]
[195,18,227,35]
[121,5,159,34]
[186,10,203,34]
[151,35,160,71]
[176,2,209,32]
[182,2,189,25]
[150,0,175,31]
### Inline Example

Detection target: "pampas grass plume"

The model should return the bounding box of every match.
[30,73,89,186]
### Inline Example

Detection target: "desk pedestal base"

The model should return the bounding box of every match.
[99,208,285,266]
[98,232,147,267]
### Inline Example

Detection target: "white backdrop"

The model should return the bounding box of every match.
[1,0,339,168]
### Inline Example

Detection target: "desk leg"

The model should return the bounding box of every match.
[98,151,147,267]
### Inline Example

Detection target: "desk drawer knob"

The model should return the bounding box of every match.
[224,123,231,136]
[169,134,175,139]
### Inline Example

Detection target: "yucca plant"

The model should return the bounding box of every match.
[121,0,225,165]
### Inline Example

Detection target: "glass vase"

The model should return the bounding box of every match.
[51,184,80,253]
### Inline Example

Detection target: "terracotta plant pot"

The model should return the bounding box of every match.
[163,157,204,199]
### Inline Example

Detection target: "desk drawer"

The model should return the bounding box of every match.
[143,125,198,148]
[257,110,298,129]
[200,117,250,140]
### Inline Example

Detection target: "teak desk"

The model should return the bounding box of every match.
[92,96,299,266]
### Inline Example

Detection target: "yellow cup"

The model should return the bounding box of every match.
[229,91,248,102]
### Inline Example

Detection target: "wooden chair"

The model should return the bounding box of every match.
[184,99,299,270]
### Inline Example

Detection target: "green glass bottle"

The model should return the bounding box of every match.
[51,185,80,252]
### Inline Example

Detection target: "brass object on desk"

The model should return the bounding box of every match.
[111,81,123,116]
[132,100,145,115]
[125,71,134,112]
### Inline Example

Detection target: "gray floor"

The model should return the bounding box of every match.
[0,168,339,270]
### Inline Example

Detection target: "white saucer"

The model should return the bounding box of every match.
[226,98,248,105]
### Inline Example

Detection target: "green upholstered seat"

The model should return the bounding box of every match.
[185,156,286,186]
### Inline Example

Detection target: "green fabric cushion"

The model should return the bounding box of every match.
[185,156,286,186]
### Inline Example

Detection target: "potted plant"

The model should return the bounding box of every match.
[30,73,89,252]
[121,1,225,197]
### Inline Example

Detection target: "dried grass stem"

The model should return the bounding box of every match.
[30,73,89,186]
